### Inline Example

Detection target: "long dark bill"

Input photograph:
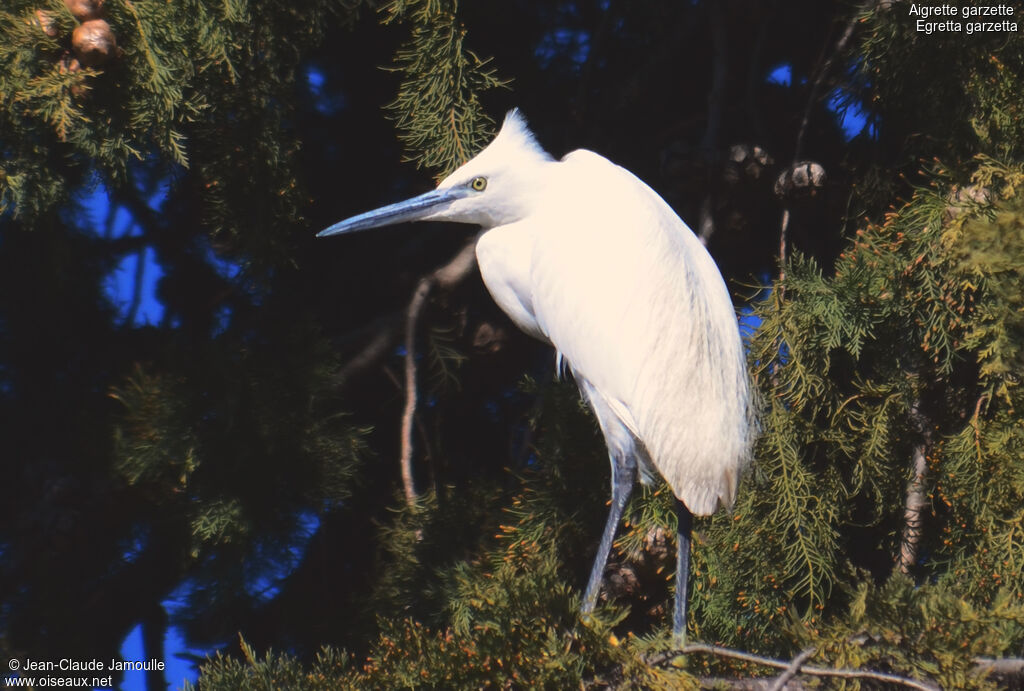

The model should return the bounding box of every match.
[317,187,469,238]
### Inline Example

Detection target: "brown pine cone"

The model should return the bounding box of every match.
[64,0,104,21]
[72,18,116,67]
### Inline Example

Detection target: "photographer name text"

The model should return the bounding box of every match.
[10,657,164,672]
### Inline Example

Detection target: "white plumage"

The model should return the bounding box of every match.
[320,110,755,637]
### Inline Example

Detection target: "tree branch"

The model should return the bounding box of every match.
[777,3,864,283]
[897,399,932,575]
[697,677,807,690]
[400,277,431,506]
[648,642,941,691]
[382,364,436,495]
[331,315,403,393]
[974,657,1024,677]
[767,647,815,691]
[397,239,479,507]
[792,8,861,163]
[123,246,146,327]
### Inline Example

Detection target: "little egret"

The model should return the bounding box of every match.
[319,110,754,637]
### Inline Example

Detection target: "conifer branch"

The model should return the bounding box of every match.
[124,1,161,77]
[649,643,941,691]
[382,0,506,177]
[449,107,468,166]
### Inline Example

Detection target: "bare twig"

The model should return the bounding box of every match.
[332,316,402,393]
[382,364,437,495]
[431,239,479,289]
[123,245,147,326]
[793,10,861,163]
[777,206,792,283]
[767,647,816,691]
[397,239,479,507]
[778,3,864,285]
[698,679,807,690]
[100,233,150,256]
[400,277,431,505]
[974,657,1024,677]
[649,642,941,691]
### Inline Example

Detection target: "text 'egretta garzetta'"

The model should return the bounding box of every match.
[318,110,755,638]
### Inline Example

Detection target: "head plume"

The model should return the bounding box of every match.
[485,109,553,164]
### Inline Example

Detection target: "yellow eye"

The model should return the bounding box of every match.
[471,176,487,191]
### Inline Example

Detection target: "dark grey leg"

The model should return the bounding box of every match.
[581,453,636,614]
[673,498,694,639]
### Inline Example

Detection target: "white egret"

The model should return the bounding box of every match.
[319,110,755,637]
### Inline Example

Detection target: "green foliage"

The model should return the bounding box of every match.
[110,365,198,492]
[424,325,467,394]
[693,156,1024,663]
[194,384,700,688]
[953,179,1024,398]
[857,1,1024,163]
[0,0,343,252]
[804,577,1024,690]
[353,541,625,689]
[381,0,507,177]
[365,486,498,623]
[109,328,368,561]
[1,0,207,211]
[182,637,356,691]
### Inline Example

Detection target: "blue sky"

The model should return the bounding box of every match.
[88,182,165,327]
[118,625,203,691]
[768,63,873,139]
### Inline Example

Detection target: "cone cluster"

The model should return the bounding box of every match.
[35,0,118,80]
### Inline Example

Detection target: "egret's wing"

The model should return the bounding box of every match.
[530,150,752,514]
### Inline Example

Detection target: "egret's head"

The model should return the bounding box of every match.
[318,110,552,238]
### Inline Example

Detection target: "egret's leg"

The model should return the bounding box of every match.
[673,498,694,640]
[581,453,636,614]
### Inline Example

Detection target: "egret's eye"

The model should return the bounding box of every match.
[470,176,487,191]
